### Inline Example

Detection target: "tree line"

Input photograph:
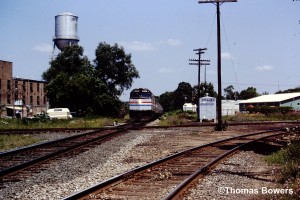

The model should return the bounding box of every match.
[158,83,262,112]
[159,83,300,113]
[43,42,299,117]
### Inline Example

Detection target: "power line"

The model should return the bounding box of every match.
[220,15,240,92]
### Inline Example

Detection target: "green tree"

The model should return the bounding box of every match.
[158,91,174,112]
[42,45,94,113]
[173,82,193,110]
[199,82,217,98]
[43,43,139,117]
[94,42,139,97]
[239,87,259,100]
[224,85,237,100]
[192,82,217,104]
[276,86,300,94]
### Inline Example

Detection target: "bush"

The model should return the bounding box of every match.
[266,140,300,183]
[159,110,194,125]
[246,106,292,116]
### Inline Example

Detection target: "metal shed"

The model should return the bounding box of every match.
[239,92,300,112]
[199,95,216,122]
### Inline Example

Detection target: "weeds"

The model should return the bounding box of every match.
[158,110,196,126]
[0,117,122,129]
[265,140,300,198]
[0,134,41,151]
[224,112,300,122]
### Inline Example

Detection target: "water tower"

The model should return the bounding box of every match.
[53,12,79,51]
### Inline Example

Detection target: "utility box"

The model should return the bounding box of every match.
[199,95,216,122]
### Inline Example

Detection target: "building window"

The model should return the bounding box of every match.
[7,95,11,104]
[7,80,11,90]
[37,96,40,105]
[0,78,1,89]
[23,81,26,92]
[23,95,26,104]
[30,96,33,104]
[37,83,40,92]
[30,83,33,92]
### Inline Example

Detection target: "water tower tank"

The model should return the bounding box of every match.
[53,12,79,51]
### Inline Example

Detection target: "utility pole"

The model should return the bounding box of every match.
[198,0,237,131]
[189,48,210,122]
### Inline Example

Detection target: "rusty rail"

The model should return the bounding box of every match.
[63,126,295,199]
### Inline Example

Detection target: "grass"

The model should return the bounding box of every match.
[223,112,300,122]
[265,139,300,199]
[0,116,126,152]
[0,134,42,151]
[158,110,196,126]
[159,110,300,126]
[0,117,124,130]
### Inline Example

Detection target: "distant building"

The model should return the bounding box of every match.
[239,93,300,112]
[222,100,241,116]
[183,103,197,112]
[0,60,48,118]
[183,100,241,117]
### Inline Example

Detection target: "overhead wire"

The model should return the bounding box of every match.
[220,13,240,92]
[205,12,217,48]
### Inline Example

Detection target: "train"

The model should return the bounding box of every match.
[129,88,163,120]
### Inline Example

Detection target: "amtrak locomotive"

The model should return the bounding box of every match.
[129,88,163,120]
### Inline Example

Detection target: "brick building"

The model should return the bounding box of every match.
[0,60,48,118]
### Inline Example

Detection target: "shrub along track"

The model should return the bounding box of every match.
[63,125,298,200]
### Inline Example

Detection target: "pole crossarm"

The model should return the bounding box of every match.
[188,48,210,122]
[198,0,237,3]
[193,48,207,51]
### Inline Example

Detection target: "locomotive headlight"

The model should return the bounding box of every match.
[138,99,142,104]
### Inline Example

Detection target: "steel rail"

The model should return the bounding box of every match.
[162,130,288,200]
[63,126,294,200]
[0,123,135,178]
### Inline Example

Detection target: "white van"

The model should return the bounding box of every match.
[47,108,73,119]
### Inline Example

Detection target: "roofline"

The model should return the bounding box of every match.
[13,77,48,84]
[240,93,300,104]
[0,60,13,63]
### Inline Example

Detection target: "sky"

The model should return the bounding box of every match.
[1,0,299,101]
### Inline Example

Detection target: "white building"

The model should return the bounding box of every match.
[222,100,241,116]
[183,103,197,112]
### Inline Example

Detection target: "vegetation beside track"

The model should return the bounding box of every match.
[158,110,197,126]
[0,134,42,151]
[224,112,300,122]
[265,136,300,199]
[0,117,124,130]
[0,117,126,151]
[158,110,300,126]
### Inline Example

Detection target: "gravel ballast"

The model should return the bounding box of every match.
[0,125,291,199]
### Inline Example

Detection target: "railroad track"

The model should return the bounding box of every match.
[0,128,101,135]
[0,122,145,187]
[63,125,298,200]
